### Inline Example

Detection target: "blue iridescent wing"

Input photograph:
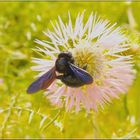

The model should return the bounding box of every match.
[68,63,93,84]
[27,67,56,94]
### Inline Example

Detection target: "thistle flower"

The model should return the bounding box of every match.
[0,78,3,84]
[32,12,135,112]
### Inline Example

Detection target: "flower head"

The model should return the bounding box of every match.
[32,12,135,112]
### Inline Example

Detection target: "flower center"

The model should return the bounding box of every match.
[69,40,105,79]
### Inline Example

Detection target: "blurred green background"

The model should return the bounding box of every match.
[0,1,140,138]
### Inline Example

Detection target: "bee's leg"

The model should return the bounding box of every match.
[56,75,63,79]
[83,65,87,70]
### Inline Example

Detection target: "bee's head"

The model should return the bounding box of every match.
[58,52,74,63]
[58,52,71,58]
[55,52,74,73]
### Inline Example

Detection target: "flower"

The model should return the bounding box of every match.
[0,78,3,84]
[32,12,135,112]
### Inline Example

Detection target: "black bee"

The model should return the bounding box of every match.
[27,52,93,94]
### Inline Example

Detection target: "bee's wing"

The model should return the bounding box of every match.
[27,67,56,94]
[68,63,93,84]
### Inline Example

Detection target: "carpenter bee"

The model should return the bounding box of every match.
[27,52,93,94]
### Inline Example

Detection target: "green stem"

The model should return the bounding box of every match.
[0,94,19,138]
[127,3,137,30]
[88,113,100,138]
[41,109,62,132]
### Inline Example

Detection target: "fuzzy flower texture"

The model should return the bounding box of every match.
[32,12,135,112]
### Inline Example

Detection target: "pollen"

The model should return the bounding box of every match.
[70,40,105,79]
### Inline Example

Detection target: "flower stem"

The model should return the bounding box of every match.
[0,93,19,138]
[41,109,62,132]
